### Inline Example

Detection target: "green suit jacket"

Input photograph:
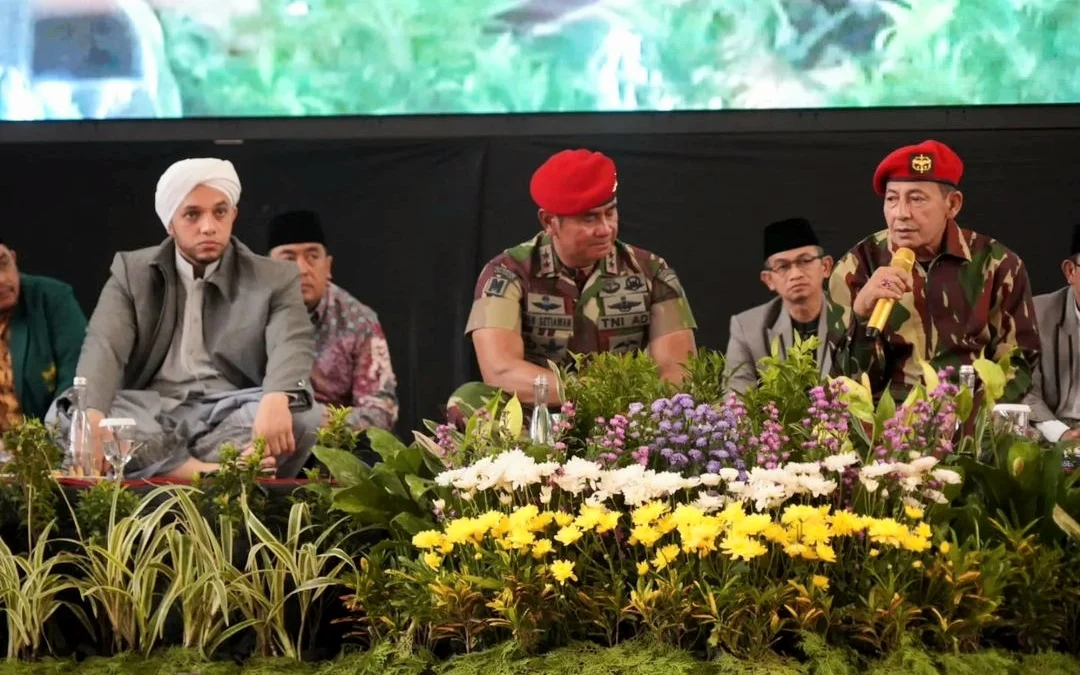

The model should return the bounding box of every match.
[8,274,87,420]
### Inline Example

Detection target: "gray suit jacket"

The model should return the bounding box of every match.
[77,237,315,413]
[724,296,832,393]
[1024,286,1076,424]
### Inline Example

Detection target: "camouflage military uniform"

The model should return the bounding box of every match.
[465,233,697,367]
[827,221,1040,402]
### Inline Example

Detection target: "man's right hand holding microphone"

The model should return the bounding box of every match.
[853,248,916,338]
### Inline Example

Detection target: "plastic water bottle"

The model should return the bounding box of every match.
[67,376,92,476]
[959,365,977,391]
[529,375,554,446]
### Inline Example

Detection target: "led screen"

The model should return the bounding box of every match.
[1,0,1077,121]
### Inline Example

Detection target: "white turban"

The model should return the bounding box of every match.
[154,158,242,229]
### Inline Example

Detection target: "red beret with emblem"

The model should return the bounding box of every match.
[872,139,963,196]
[530,149,618,216]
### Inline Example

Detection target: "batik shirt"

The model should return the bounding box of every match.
[465,233,697,368]
[826,221,1040,403]
[0,313,22,431]
[310,283,399,430]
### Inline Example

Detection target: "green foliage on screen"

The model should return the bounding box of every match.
[155,0,1080,117]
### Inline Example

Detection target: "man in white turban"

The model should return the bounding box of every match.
[49,157,320,479]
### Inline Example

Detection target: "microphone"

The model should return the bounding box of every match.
[865,247,915,338]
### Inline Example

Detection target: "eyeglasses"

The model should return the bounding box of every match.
[764,254,823,276]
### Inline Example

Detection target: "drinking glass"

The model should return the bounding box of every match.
[99,418,141,482]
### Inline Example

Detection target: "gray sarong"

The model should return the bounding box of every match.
[46,387,320,479]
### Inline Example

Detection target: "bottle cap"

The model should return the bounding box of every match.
[993,403,1031,414]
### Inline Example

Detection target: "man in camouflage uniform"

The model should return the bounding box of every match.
[827,139,1040,403]
[465,148,697,405]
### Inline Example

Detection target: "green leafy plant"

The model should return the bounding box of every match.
[741,335,824,427]
[315,428,444,541]
[988,519,1080,653]
[0,419,64,543]
[152,487,259,659]
[679,349,728,404]
[560,351,672,440]
[0,523,88,660]
[314,405,362,457]
[72,480,141,547]
[191,440,268,532]
[69,486,178,655]
[234,499,354,659]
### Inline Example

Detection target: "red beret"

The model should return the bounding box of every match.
[530,149,617,216]
[872,139,963,195]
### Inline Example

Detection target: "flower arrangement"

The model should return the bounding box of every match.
[327,342,1080,664]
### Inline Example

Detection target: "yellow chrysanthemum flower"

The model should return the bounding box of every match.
[530,511,556,532]
[554,512,575,528]
[719,501,746,526]
[815,543,837,563]
[575,504,610,531]
[550,559,577,584]
[671,504,707,530]
[596,510,621,534]
[680,523,721,556]
[636,561,650,575]
[632,501,670,528]
[423,552,443,569]
[655,514,678,535]
[827,510,865,537]
[444,518,480,546]
[866,518,907,548]
[904,505,925,520]
[812,575,830,591]
[412,530,445,550]
[629,524,663,548]
[912,560,923,569]
[506,528,536,550]
[478,511,508,538]
[762,523,790,545]
[720,535,767,561]
[782,504,829,524]
[784,543,809,558]
[652,544,681,571]
[902,534,932,553]
[509,505,540,529]
[939,541,951,555]
[800,521,833,546]
[555,525,583,546]
[869,548,880,557]
[730,513,772,538]
[532,538,554,559]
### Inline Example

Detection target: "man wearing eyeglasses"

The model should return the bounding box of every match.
[724,218,833,393]
[1025,224,1080,443]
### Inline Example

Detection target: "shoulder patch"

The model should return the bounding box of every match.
[483,274,513,298]
[655,266,685,297]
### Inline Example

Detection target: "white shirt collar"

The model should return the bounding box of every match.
[174,247,220,282]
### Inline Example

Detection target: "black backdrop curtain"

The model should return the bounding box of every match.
[2,127,1079,436]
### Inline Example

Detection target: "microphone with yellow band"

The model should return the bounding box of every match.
[865,247,915,339]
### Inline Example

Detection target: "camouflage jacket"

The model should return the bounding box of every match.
[465,233,697,368]
[826,221,1040,402]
